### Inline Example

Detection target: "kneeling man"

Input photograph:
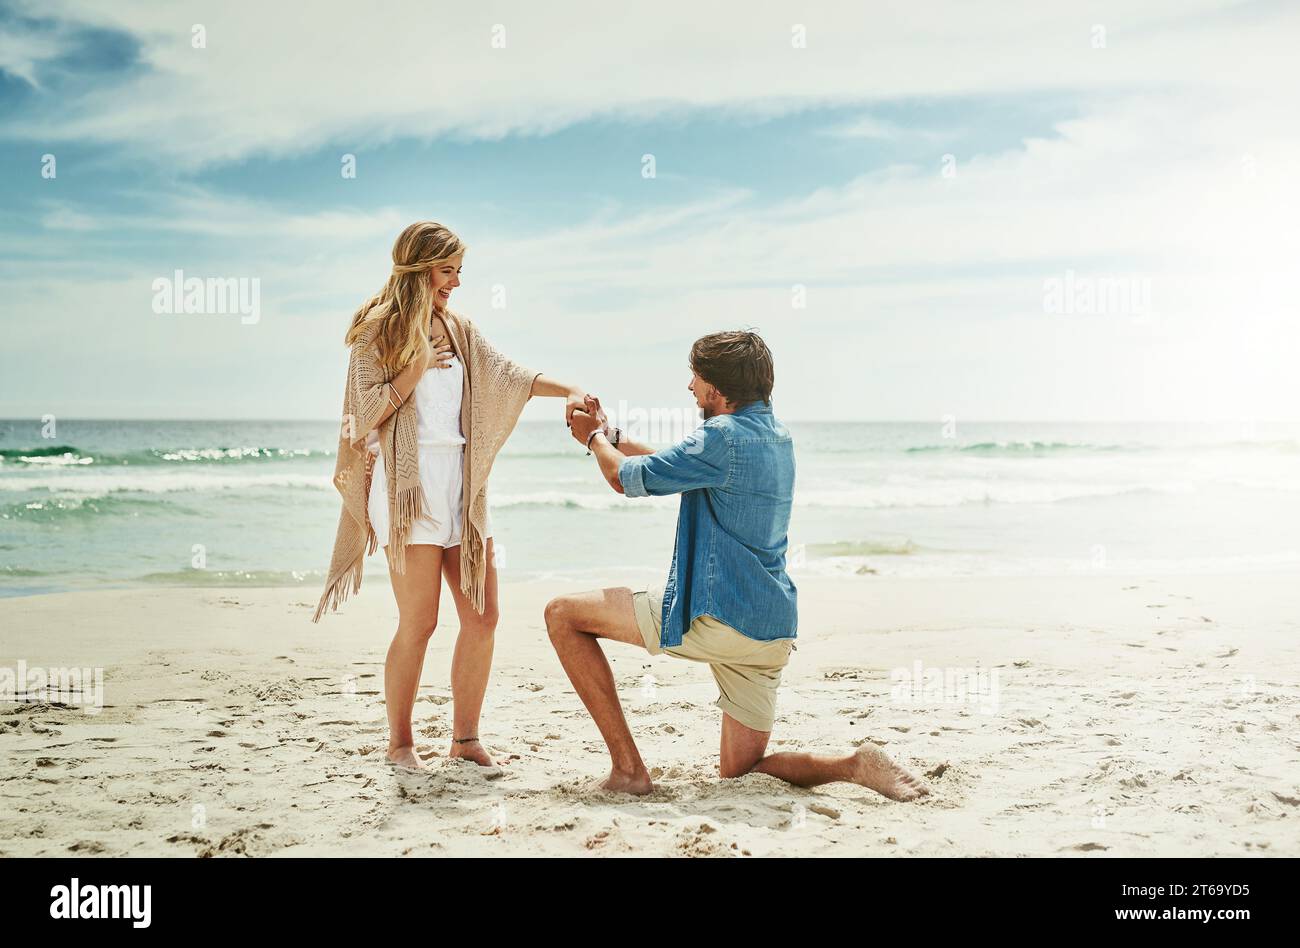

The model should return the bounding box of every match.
[545,330,929,801]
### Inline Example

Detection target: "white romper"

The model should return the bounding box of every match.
[366,353,492,549]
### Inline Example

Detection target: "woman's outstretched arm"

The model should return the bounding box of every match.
[530,373,588,425]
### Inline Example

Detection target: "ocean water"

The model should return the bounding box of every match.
[2,418,1298,598]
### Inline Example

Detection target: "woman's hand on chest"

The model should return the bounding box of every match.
[427,332,457,370]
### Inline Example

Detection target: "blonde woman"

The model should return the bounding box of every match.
[314,221,588,770]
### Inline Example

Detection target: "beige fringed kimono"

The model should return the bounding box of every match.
[313,310,538,622]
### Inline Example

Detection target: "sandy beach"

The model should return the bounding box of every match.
[2,572,1297,857]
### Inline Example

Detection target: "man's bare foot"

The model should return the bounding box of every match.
[848,744,931,802]
[600,767,654,796]
[449,738,497,767]
[387,745,425,770]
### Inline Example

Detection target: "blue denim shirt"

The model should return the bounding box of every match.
[618,400,798,649]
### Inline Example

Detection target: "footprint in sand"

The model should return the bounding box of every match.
[67,840,107,854]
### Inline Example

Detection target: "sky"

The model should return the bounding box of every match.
[1,0,1297,422]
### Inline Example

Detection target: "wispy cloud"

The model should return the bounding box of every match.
[5,0,1295,167]
[823,115,906,141]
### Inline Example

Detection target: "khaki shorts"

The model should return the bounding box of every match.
[632,583,794,733]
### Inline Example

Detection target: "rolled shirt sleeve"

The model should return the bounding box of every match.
[618,422,730,498]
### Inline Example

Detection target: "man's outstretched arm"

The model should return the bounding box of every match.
[568,404,652,493]
[577,395,655,457]
[615,429,730,497]
[570,403,729,496]
[589,431,629,493]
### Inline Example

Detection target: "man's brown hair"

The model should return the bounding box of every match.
[689,330,774,407]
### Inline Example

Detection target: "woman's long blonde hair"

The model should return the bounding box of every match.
[345,221,466,371]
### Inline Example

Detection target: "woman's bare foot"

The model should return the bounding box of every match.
[848,745,931,802]
[600,766,654,796]
[387,745,425,770]
[449,738,497,767]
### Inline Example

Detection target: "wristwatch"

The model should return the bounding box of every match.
[587,425,620,455]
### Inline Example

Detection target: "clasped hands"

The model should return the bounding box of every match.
[565,393,611,449]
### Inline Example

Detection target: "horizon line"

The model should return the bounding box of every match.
[1,417,1295,426]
